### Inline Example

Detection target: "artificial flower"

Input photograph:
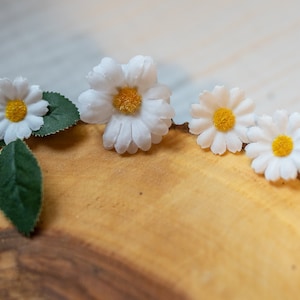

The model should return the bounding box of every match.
[76,55,174,154]
[188,86,255,155]
[0,77,49,144]
[245,110,300,181]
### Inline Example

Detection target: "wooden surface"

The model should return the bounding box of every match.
[1,124,300,299]
[2,0,300,299]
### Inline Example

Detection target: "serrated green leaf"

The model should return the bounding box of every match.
[33,91,80,137]
[0,139,42,235]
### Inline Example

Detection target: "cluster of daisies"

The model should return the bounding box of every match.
[188,87,300,182]
[1,55,300,182]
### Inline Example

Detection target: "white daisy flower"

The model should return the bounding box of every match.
[0,77,49,144]
[188,86,255,155]
[245,110,300,181]
[76,55,175,154]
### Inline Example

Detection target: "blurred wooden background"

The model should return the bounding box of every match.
[1,0,300,299]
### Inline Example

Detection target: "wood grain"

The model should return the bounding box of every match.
[0,229,186,300]
[1,123,300,299]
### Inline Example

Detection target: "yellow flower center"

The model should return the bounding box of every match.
[113,87,142,115]
[5,99,27,122]
[272,135,293,157]
[213,107,235,132]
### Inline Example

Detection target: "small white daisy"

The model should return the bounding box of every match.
[245,110,300,181]
[0,77,49,144]
[76,55,175,154]
[188,86,255,155]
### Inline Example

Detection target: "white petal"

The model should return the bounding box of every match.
[24,85,43,104]
[225,131,243,153]
[142,84,171,102]
[190,103,212,119]
[273,110,289,132]
[13,77,29,100]
[211,132,226,155]
[89,57,125,91]
[102,115,121,149]
[251,153,273,173]
[132,119,152,151]
[257,115,278,138]
[114,119,132,154]
[0,78,15,99]
[163,118,172,128]
[25,115,44,131]
[212,86,230,107]
[151,133,162,144]
[233,98,255,116]
[293,129,300,144]
[4,123,19,144]
[191,103,202,118]
[77,89,113,124]
[233,124,249,143]
[197,126,216,148]
[229,87,245,109]
[126,56,157,92]
[142,99,174,119]
[0,119,9,139]
[127,141,138,154]
[247,126,271,143]
[287,112,300,135]
[245,142,271,158]
[236,113,255,127]
[280,158,297,180]
[140,110,169,135]
[265,158,280,181]
[15,121,32,139]
[189,118,212,135]
[199,91,218,112]
[27,100,49,116]
[291,151,300,169]
[0,93,7,105]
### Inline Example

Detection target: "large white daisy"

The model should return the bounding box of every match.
[245,110,300,181]
[0,77,49,144]
[76,55,175,154]
[188,86,255,155]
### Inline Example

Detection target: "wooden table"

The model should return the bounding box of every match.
[1,1,300,299]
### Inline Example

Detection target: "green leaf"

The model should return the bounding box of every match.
[33,91,80,137]
[0,139,42,235]
[0,140,5,148]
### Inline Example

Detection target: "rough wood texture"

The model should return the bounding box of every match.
[1,124,300,299]
[0,229,185,300]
